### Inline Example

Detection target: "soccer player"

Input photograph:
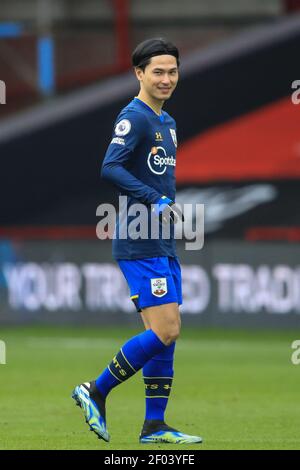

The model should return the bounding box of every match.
[72,38,202,445]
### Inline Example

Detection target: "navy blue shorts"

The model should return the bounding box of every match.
[118,256,182,312]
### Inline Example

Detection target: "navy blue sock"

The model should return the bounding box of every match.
[143,342,175,421]
[95,329,167,398]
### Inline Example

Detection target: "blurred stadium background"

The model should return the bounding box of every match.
[1,0,300,450]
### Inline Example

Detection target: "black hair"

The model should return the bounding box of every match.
[132,38,180,71]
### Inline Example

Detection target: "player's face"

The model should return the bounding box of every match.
[138,55,179,101]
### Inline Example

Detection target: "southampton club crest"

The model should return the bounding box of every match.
[169,128,177,148]
[151,278,168,297]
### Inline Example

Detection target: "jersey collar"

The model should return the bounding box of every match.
[134,97,165,123]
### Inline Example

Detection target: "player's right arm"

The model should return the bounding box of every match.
[101,112,160,205]
[101,111,183,223]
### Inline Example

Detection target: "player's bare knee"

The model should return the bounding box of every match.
[170,324,181,342]
[160,323,180,345]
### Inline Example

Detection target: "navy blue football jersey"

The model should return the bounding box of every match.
[101,97,178,260]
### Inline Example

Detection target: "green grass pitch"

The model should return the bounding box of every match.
[0,326,300,450]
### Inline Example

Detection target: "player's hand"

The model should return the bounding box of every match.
[152,196,184,225]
